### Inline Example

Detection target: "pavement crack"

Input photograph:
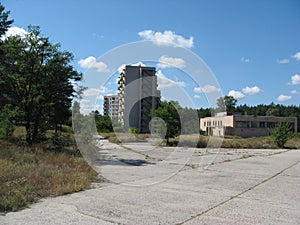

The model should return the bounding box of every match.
[60,202,121,224]
[119,144,160,162]
[177,160,300,225]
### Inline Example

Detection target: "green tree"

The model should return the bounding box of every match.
[0,3,13,38]
[271,122,292,148]
[266,107,281,117]
[216,95,237,115]
[94,111,113,133]
[197,107,211,118]
[151,101,181,144]
[0,26,82,144]
[0,105,16,139]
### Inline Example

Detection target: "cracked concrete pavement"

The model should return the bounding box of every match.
[1,138,299,225]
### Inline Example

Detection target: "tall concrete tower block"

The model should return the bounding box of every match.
[117,65,160,133]
[103,95,119,120]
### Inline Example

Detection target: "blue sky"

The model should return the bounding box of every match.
[2,0,300,113]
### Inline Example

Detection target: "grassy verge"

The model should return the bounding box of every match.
[0,132,99,213]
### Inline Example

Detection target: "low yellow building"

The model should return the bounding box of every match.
[200,114,297,137]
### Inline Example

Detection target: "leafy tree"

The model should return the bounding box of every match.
[94,111,113,133]
[151,101,181,144]
[0,105,16,139]
[0,26,82,144]
[216,95,237,115]
[197,107,211,118]
[266,107,281,117]
[271,122,292,148]
[0,3,13,38]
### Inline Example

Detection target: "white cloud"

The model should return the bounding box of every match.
[292,52,300,60]
[131,61,146,67]
[277,58,290,64]
[96,95,104,100]
[78,56,95,68]
[194,84,220,94]
[78,56,109,72]
[228,90,245,99]
[194,95,201,99]
[83,88,101,97]
[277,94,291,102]
[157,55,186,69]
[138,30,194,48]
[156,70,186,89]
[289,74,300,85]
[1,26,28,40]
[83,86,109,97]
[291,90,300,94]
[99,86,110,93]
[242,86,262,95]
[79,99,92,113]
[241,57,250,63]
[79,99,101,115]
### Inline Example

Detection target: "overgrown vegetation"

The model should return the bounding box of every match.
[0,134,98,213]
[100,132,150,143]
[271,122,293,148]
[0,105,15,139]
[0,5,82,144]
[101,132,300,149]
[0,5,98,213]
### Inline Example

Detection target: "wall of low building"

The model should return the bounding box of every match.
[231,128,270,138]
[200,115,234,135]
[212,126,225,136]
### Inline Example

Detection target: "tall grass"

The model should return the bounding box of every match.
[0,139,98,213]
[100,132,150,143]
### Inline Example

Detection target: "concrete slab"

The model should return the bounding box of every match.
[1,139,299,225]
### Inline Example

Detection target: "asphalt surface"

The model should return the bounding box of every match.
[1,139,299,225]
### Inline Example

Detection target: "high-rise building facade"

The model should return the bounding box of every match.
[103,95,119,120]
[117,65,160,133]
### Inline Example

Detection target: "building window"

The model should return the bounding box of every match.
[236,121,248,128]
[267,122,276,128]
[259,122,266,128]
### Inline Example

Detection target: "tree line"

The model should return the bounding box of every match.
[1,3,299,145]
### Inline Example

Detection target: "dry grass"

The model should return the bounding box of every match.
[0,137,98,213]
[100,132,150,143]
[166,134,299,149]
[221,136,277,149]
[102,132,300,149]
[286,136,300,149]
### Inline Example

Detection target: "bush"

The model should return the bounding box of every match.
[0,177,31,212]
[271,122,292,148]
[128,127,138,134]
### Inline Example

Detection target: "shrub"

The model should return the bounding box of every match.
[128,127,138,134]
[271,122,292,148]
[0,177,31,212]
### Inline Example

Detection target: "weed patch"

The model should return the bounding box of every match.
[0,140,98,213]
